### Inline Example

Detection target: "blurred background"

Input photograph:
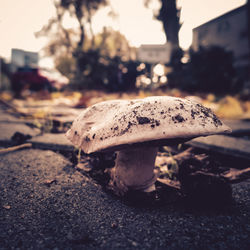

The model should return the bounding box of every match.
[0,0,249,119]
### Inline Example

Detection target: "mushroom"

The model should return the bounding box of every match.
[66,96,231,195]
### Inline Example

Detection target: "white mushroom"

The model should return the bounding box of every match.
[66,96,231,195]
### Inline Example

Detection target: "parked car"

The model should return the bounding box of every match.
[39,68,69,90]
[11,67,69,96]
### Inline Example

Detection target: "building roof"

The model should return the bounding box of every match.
[193,4,247,31]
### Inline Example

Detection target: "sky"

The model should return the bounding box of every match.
[0,0,247,68]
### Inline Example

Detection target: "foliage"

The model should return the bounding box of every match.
[94,27,136,61]
[55,55,76,80]
[0,58,12,90]
[37,0,140,91]
[58,0,109,47]
[168,46,242,95]
[57,0,110,86]
[40,28,77,59]
[189,46,238,93]
[70,49,142,92]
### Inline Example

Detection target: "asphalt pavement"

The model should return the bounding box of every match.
[0,104,250,249]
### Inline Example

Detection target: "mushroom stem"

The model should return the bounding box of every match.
[110,146,158,196]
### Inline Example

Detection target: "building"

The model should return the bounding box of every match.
[192,4,249,68]
[11,49,39,71]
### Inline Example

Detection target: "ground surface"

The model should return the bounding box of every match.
[0,102,250,249]
[1,149,250,250]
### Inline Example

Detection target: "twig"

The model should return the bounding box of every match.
[0,143,32,154]
[0,99,28,117]
[222,168,250,184]
[157,178,181,190]
[171,147,208,165]
[0,99,17,110]
[157,148,250,190]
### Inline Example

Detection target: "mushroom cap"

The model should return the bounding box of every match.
[66,96,231,154]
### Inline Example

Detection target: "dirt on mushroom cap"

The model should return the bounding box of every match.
[66,96,232,154]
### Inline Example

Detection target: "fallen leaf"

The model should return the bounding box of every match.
[76,162,92,172]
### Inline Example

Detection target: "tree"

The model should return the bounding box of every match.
[247,0,250,50]
[36,26,78,81]
[157,0,181,50]
[94,27,136,60]
[58,0,109,49]
[69,27,138,91]
[57,0,110,84]
[144,0,182,68]
[167,46,239,95]
[37,0,109,85]
[145,0,181,50]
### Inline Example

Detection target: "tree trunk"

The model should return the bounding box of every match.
[247,0,250,50]
[158,0,180,50]
[77,22,85,49]
[74,14,85,87]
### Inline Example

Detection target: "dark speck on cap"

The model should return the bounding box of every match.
[137,116,151,124]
